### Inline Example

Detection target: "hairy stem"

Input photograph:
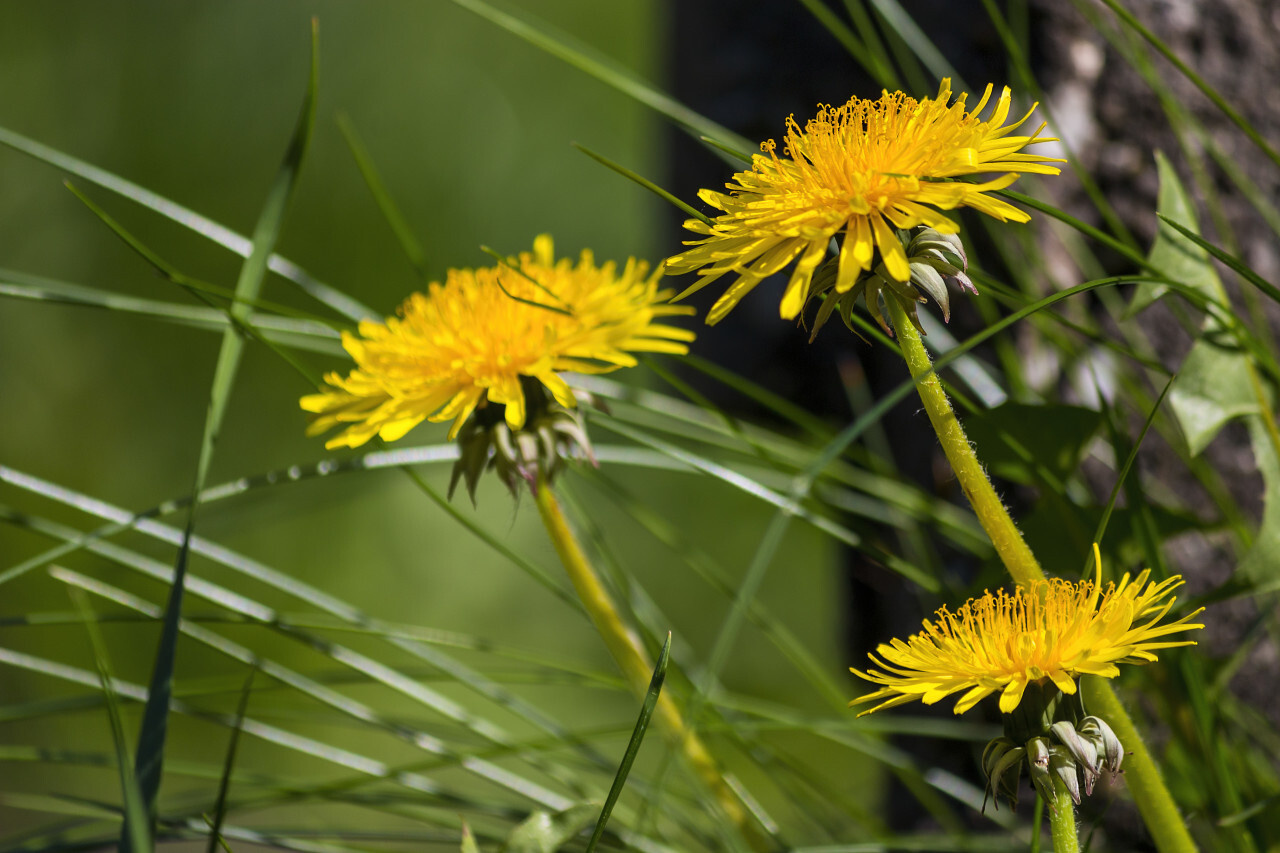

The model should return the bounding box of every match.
[883,295,1044,585]
[885,294,1198,853]
[1049,781,1080,853]
[534,482,770,851]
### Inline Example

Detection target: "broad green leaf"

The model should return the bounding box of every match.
[1169,335,1262,456]
[1128,151,1220,315]
[963,402,1104,486]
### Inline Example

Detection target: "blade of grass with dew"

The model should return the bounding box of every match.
[336,113,429,279]
[56,185,340,332]
[583,634,670,853]
[447,0,753,158]
[0,269,343,355]
[0,643,535,810]
[48,564,600,812]
[587,386,987,555]
[575,374,989,551]
[0,464,606,770]
[126,22,318,839]
[60,182,321,386]
[38,550,580,813]
[6,484,645,817]
[64,583,152,853]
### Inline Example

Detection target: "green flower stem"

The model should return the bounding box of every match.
[533,483,770,851]
[884,295,1044,585]
[1083,677,1198,853]
[1049,781,1080,853]
[885,294,1198,853]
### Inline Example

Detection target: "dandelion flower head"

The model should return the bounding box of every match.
[666,79,1062,324]
[301,235,695,449]
[850,548,1203,717]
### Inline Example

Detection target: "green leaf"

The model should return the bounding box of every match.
[1238,416,1280,584]
[963,402,1104,486]
[504,803,598,853]
[461,822,481,853]
[1169,334,1262,456]
[1128,151,1220,316]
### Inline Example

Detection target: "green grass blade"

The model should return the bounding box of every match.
[589,414,871,554]
[0,133,370,324]
[63,584,152,853]
[691,274,1143,715]
[448,0,754,156]
[838,0,902,88]
[1097,0,1280,171]
[204,667,255,853]
[793,0,898,85]
[336,113,429,278]
[1156,214,1280,307]
[863,0,964,91]
[1092,375,1177,576]
[0,269,343,354]
[583,634,670,853]
[572,143,712,226]
[128,19,319,839]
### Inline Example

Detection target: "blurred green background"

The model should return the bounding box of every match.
[0,1,848,842]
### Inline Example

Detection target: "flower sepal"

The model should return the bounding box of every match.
[982,680,1127,810]
[806,226,976,341]
[449,379,597,503]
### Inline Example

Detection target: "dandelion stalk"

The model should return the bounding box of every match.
[1049,782,1081,853]
[883,294,1044,585]
[533,482,769,851]
[883,293,1199,853]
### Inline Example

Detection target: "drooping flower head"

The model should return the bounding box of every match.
[850,549,1204,717]
[301,235,695,449]
[666,79,1062,325]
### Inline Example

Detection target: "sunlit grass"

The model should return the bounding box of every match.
[2,1,1278,852]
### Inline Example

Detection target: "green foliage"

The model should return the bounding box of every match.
[2,3,1278,853]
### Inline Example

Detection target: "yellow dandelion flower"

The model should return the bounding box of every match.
[301,235,695,449]
[850,547,1204,717]
[666,79,1062,324]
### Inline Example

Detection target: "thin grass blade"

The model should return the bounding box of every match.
[64,584,151,853]
[336,113,429,278]
[126,20,319,840]
[448,0,753,157]
[204,667,255,853]
[583,634,670,853]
